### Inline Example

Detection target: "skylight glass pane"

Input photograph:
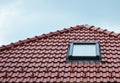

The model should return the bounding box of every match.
[72,44,96,56]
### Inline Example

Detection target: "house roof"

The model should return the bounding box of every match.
[0,24,120,82]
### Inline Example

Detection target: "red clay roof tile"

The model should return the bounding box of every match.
[0,24,120,82]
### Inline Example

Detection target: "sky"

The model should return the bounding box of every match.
[0,0,120,46]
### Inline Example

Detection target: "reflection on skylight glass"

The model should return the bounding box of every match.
[72,44,96,56]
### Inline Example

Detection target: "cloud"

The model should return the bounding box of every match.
[99,25,120,33]
[0,0,21,46]
[0,0,119,46]
[104,26,120,33]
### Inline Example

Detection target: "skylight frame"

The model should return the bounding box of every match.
[66,42,101,62]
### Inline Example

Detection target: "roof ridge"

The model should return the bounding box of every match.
[84,24,120,37]
[0,24,119,51]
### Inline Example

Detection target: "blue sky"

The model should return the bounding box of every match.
[0,0,120,46]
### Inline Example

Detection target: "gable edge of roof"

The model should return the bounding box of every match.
[0,24,120,51]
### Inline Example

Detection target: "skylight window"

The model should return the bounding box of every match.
[66,42,101,62]
[73,44,96,56]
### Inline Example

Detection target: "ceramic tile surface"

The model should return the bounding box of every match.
[0,25,120,82]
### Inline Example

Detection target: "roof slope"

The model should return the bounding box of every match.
[0,24,120,82]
